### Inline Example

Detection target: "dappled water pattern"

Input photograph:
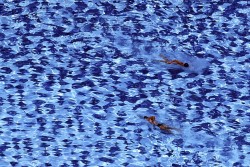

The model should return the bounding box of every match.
[0,0,250,166]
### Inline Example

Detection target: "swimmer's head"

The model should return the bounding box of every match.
[184,63,189,67]
[144,116,148,119]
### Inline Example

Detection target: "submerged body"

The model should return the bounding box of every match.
[144,116,178,134]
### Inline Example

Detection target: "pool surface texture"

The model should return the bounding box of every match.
[0,0,250,166]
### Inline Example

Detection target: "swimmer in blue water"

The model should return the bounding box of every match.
[158,54,189,67]
[144,116,178,134]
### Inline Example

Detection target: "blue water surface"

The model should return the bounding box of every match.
[0,0,250,166]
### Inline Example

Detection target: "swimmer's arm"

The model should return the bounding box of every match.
[170,60,181,65]
[159,54,169,61]
[159,54,176,64]
[151,59,167,64]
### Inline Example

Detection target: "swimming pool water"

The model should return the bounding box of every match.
[0,0,250,166]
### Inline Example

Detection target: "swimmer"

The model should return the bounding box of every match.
[158,54,189,67]
[144,116,178,134]
[157,123,178,134]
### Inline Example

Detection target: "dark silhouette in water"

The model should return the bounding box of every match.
[144,116,179,134]
[158,54,189,67]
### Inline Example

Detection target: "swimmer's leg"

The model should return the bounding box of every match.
[169,127,181,133]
